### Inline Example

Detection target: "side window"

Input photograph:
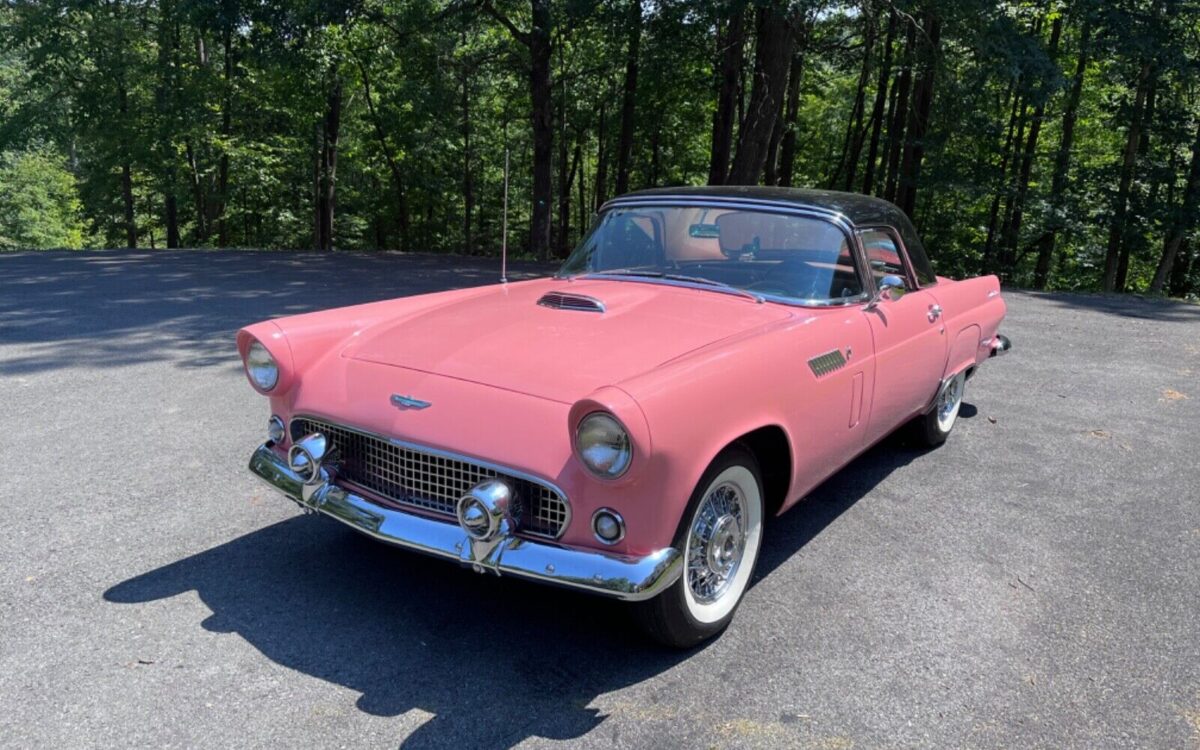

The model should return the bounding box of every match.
[859,228,911,288]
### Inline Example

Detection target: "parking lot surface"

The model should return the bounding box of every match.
[1,250,1198,748]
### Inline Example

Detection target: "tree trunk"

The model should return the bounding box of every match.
[480,0,553,259]
[983,85,1020,270]
[156,0,180,248]
[614,0,641,195]
[1103,61,1153,292]
[216,24,232,247]
[461,34,474,254]
[1035,21,1091,289]
[883,19,916,202]
[895,11,940,218]
[317,78,342,252]
[1169,238,1193,297]
[185,140,208,242]
[777,39,807,187]
[1000,14,1062,277]
[830,8,876,190]
[356,55,409,251]
[529,0,554,261]
[727,4,796,185]
[875,56,900,196]
[576,135,587,240]
[1116,73,1158,292]
[559,140,580,257]
[763,106,785,185]
[708,5,745,185]
[1150,121,1200,293]
[861,8,896,196]
[557,42,570,255]
[594,101,608,209]
[117,82,136,248]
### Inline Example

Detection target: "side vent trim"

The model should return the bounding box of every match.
[808,349,848,378]
[537,291,606,313]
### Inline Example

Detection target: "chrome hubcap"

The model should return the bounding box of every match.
[937,375,964,432]
[687,482,746,604]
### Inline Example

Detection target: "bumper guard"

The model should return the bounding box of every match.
[248,443,682,601]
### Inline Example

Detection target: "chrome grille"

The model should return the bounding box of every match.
[290,417,569,539]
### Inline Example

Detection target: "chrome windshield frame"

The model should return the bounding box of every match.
[557,196,874,309]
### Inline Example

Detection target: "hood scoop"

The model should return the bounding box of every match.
[536,291,606,313]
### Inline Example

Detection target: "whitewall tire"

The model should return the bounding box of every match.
[916,370,966,447]
[634,446,764,647]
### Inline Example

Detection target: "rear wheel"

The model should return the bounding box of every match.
[634,446,764,648]
[915,370,966,447]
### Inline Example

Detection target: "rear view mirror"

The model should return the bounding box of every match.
[688,223,720,238]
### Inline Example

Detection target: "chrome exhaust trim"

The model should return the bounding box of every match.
[989,334,1012,358]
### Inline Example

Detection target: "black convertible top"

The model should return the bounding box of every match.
[608,185,938,284]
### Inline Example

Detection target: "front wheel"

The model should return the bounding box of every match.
[634,446,764,648]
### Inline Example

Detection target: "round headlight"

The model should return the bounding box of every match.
[575,413,632,479]
[245,340,279,392]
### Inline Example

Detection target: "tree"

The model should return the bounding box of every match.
[727,2,796,185]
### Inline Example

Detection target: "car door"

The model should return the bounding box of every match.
[859,227,948,445]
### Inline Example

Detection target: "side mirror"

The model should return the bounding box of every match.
[865,274,906,311]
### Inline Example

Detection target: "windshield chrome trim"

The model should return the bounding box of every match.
[575,273,766,304]
[563,197,871,309]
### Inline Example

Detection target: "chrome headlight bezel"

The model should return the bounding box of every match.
[245,340,280,392]
[574,412,633,479]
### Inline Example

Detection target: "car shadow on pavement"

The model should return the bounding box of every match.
[104,513,691,748]
[105,429,937,748]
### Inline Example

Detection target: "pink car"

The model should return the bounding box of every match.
[241,187,1010,647]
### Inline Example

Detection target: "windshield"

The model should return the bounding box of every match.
[558,205,866,304]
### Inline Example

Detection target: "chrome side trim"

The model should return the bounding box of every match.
[249,444,681,601]
[289,414,572,540]
[808,349,848,377]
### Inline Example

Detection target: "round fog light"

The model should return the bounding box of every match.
[592,509,625,545]
[268,415,286,444]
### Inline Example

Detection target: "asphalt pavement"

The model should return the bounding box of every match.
[1,250,1198,749]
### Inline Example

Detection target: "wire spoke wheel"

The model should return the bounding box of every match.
[634,447,764,647]
[686,482,746,604]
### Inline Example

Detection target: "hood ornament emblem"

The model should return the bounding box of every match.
[391,394,432,410]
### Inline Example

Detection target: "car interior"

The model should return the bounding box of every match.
[588,207,866,302]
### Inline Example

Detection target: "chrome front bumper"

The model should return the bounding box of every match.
[248,443,682,601]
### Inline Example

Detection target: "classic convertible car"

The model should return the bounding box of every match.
[241,186,1010,647]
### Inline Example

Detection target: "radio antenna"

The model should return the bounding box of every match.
[501,148,509,284]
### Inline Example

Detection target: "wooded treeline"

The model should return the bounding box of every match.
[2,0,1199,296]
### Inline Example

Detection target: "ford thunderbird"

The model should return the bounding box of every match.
[241,186,1010,647]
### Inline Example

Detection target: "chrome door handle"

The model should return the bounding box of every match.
[928,304,943,322]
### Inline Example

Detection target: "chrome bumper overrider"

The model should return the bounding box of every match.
[248,443,682,601]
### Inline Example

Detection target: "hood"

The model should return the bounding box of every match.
[342,278,796,403]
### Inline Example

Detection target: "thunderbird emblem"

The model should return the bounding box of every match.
[391,394,432,410]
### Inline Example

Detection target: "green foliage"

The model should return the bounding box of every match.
[0,0,1197,295]
[0,146,86,250]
